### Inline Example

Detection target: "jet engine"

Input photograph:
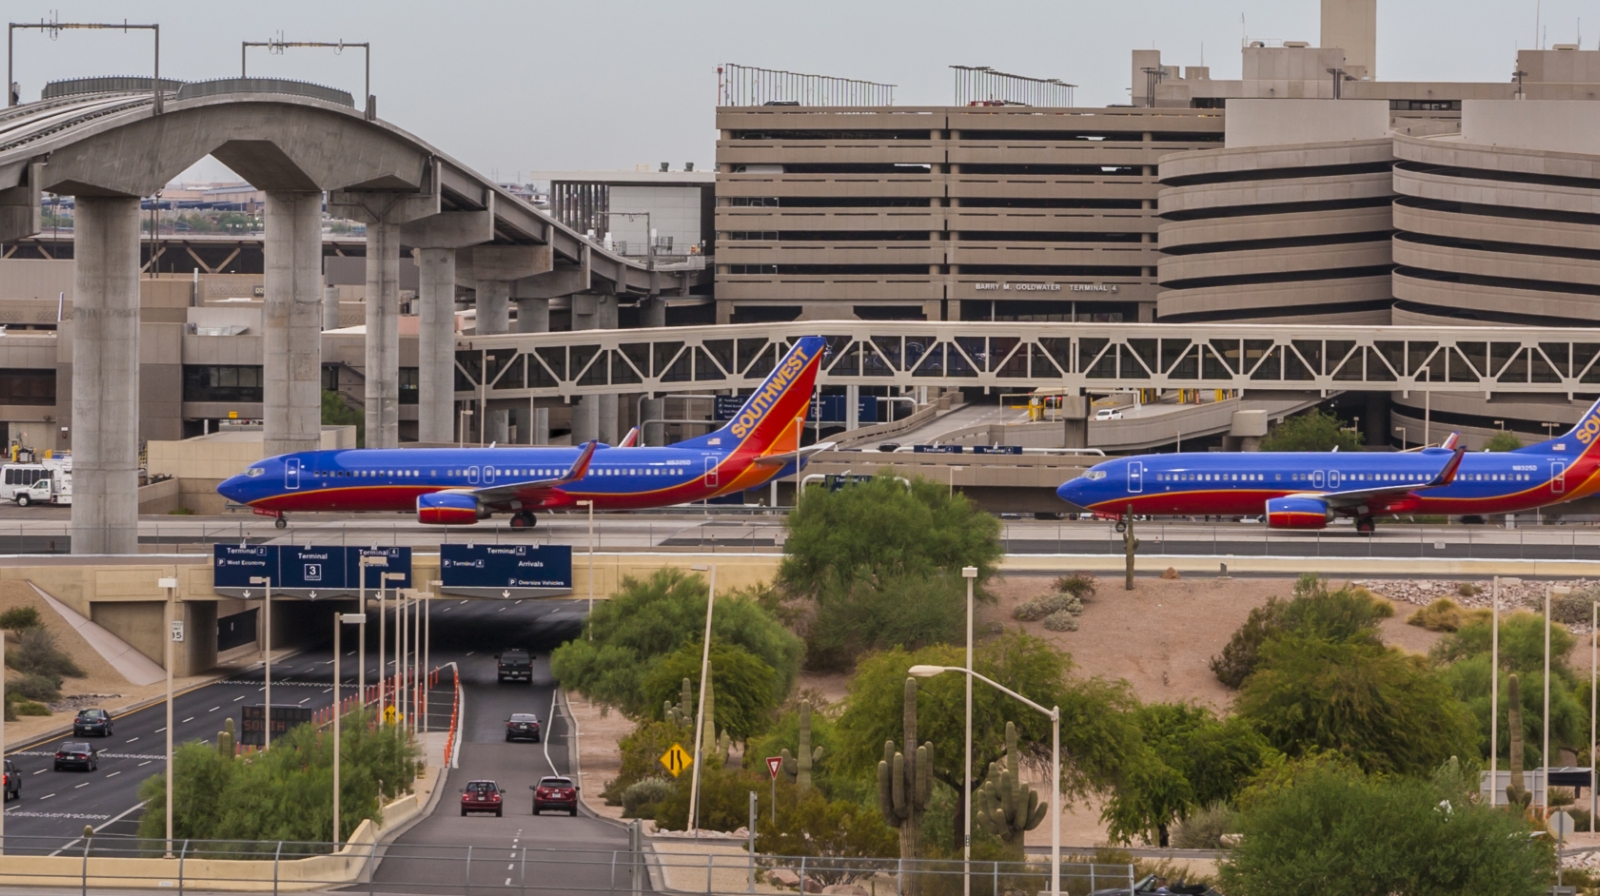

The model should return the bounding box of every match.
[1265,496,1331,530]
[417,492,484,525]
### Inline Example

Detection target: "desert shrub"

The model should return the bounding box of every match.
[7,626,84,680]
[15,700,49,716]
[804,570,969,672]
[620,777,676,819]
[1408,598,1466,632]
[1171,801,1240,849]
[602,718,694,805]
[1014,592,1084,622]
[1054,574,1097,601]
[1457,581,1482,597]
[1209,575,1392,688]
[653,763,769,832]
[6,671,60,703]
[0,607,42,631]
[1551,588,1600,626]
[754,782,898,868]
[1042,610,1080,632]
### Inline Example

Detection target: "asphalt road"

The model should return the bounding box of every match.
[366,599,639,896]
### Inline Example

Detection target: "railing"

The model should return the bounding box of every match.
[0,835,1135,895]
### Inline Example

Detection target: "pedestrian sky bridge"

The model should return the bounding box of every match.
[455,322,1600,399]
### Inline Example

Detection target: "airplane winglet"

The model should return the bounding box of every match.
[1425,446,1467,488]
[1440,432,1460,450]
[556,440,598,484]
[618,426,640,448]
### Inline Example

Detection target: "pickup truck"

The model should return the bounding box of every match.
[15,473,70,506]
[496,649,533,684]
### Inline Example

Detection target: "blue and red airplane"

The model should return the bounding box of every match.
[218,336,829,529]
[1057,396,1600,532]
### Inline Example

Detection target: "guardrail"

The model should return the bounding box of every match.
[0,835,1136,894]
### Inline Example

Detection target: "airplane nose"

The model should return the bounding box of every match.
[1056,479,1087,509]
[217,475,246,503]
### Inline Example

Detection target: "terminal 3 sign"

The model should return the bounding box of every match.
[213,544,412,598]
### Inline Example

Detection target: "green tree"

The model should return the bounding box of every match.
[322,389,364,448]
[1219,761,1553,896]
[1235,637,1476,777]
[1484,430,1524,451]
[641,642,778,741]
[1259,408,1363,452]
[1431,610,1574,676]
[601,717,694,805]
[1210,575,1392,688]
[746,701,852,802]
[1101,703,1274,847]
[550,568,803,719]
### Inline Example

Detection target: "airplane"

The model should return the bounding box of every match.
[217,336,829,529]
[1055,396,1600,533]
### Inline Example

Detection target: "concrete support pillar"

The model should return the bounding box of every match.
[595,295,619,444]
[486,408,509,444]
[515,297,549,333]
[845,384,860,431]
[417,248,457,445]
[532,406,550,445]
[639,296,667,329]
[263,191,324,457]
[1061,395,1089,450]
[1364,391,1392,446]
[570,397,599,444]
[323,285,340,331]
[364,218,401,448]
[71,195,141,555]
[641,397,665,447]
[476,280,510,335]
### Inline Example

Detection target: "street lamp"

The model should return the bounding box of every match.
[961,565,978,896]
[378,571,405,724]
[424,582,442,734]
[158,576,179,857]
[248,575,274,750]
[577,499,595,640]
[1494,419,1505,431]
[357,555,389,709]
[909,664,1061,896]
[458,407,474,448]
[687,563,717,834]
[1394,425,1406,451]
[333,611,365,847]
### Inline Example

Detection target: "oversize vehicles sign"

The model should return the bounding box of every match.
[213,545,412,598]
[439,544,573,598]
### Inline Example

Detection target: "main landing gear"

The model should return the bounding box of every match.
[509,511,538,530]
[1356,516,1375,535]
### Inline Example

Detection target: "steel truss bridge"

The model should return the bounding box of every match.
[454,322,1600,400]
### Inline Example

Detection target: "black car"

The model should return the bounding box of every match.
[1089,876,1220,896]
[505,713,541,742]
[73,707,113,737]
[3,758,19,801]
[54,742,98,772]
[496,649,533,684]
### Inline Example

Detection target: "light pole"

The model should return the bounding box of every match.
[577,499,595,640]
[425,581,441,734]
[687,563,717,834]
[0,596,5,856]
[458,407,474,448]
[910,664,1060,896]
[248,575,274,750]
[1546,585,1570,814]
[158,576,179,856]
[1491,577,1500,806]
[961,565,978,896]
[1394,425,1406,450]
[333,611,365,848]
[357,555,388,709]
[378,571,405,724]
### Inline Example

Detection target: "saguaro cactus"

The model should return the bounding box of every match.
[781,699,824,792]
[974,721,1047,859]
[664,678,692,726]
[217,717,236,759]
[1506,672,1532,811]
[877,678,933,889]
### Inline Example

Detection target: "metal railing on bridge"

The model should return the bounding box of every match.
[456,322,1600,399]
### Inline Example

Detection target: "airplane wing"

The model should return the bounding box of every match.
[1289,445,1466,511]
[617,427,640,448]
[449,440,598,508]
[752,441,837,468]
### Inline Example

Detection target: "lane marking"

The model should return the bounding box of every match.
[105,771,121,778]
[124,737,139,744]
[39,793,54,800]
[74,782,89,789]
[233,696,246,702]
[155,728,166,733]
[181,717,195,724]
[208,706,220,712]
[138,761,152,767]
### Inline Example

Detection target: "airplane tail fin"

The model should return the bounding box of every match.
[1523,395,1600,456]
[672,337,827,453]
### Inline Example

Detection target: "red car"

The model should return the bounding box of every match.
[461,780,503,817]
[531,775,578,816]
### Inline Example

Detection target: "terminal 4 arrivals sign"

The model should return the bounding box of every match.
[438,543,573,598]
[213,544,412,599]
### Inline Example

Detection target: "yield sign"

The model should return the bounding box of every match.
[766,756,783,780]
[660,743,692,777]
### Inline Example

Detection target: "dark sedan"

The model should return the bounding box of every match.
[461,780,503,817]
[54,742,98,772]
[73,708,113,737]
[3,758,19,801]
[505,713,541,743]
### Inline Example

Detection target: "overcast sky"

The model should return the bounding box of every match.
[6,0,1573,183]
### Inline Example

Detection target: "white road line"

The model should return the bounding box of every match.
[138,761,151,767]
[74,782,89,789]
[543,687,562,777]
[39,793,53,800]
[504,879,511,887]
[298,698,309,705]
[208,706,220,712]
[322,687,332,693]
[124,737,139,744]
[154,727,165,733]
[181,717,194,723]
[465,650,474,656]
[105,771,120,778]
[233,695,246,702]
[31,769,45,775]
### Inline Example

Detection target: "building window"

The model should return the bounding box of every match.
[400,367,419,405]
[0,368,55,406]
[183,365,263,403]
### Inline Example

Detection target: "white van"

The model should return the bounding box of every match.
[1,464,52,504]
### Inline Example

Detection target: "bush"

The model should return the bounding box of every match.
[1551,589,1600,626]
[0,607,42,631]
[1408,598,1466,632]
[1042,610,1080,632]
[1054,574,1096,601]
[1209,575,1391,688]
[653,763,767,832]
[620,777,676,819]
[1484,430,1524,452]
[805,570,967,672]
[15,700,49,716]
[1432,610,1575,677]
[1171,801,1240,849]
[7,626,84,680]
[602,718,694,806]
[1014,592,1084,622]
[1260,408,1363,452]
[640,642,778,741]
[755,783,899,871]
[7,672,61,703]
[1456,581,1482,597]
